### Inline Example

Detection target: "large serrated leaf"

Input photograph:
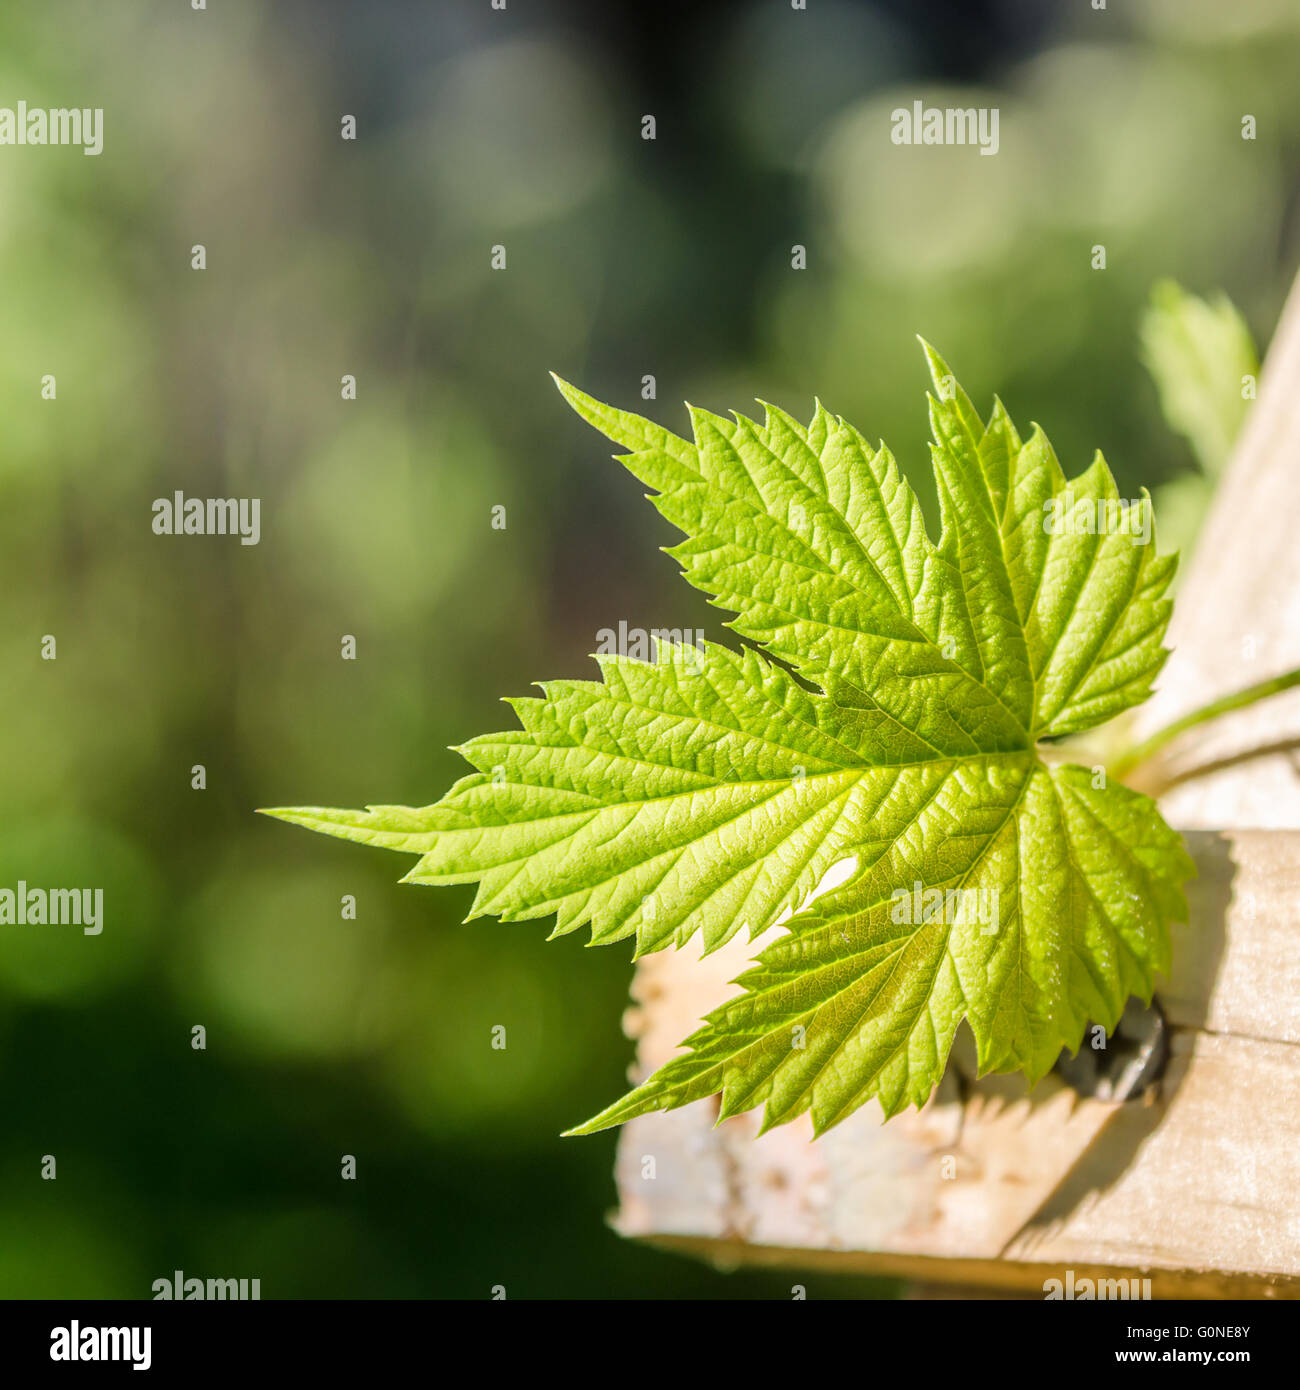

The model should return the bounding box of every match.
[264,341,1194,1134]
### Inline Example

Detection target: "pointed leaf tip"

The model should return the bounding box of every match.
[917,336,954,392]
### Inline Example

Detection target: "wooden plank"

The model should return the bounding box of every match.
[628,1239,1300,1299]
[611,830,1300,1293]
[1124,271,1300,827]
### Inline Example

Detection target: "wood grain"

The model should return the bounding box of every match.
[1125,271,1300,827]
[611,833,1300,1296]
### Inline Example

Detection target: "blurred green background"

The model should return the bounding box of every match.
[0,0,1297,1298]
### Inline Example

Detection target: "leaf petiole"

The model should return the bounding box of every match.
[1109,666,1300,778]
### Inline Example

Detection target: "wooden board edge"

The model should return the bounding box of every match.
[624,1234,1300,1300]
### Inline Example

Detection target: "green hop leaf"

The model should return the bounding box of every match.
[1141,278,1257,478]
[264,340,1194,1135]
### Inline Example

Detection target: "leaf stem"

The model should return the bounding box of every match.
[1110,666,1300,778]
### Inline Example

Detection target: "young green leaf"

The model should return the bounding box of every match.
[1140,280,1258,557]
[263,342,1195,1135]
[1141,278,1257,477]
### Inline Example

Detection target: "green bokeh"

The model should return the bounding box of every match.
[1,0,1296,1299]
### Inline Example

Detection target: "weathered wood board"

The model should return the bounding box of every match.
[611,831,1300,1297]
[1124,271,1300,827]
